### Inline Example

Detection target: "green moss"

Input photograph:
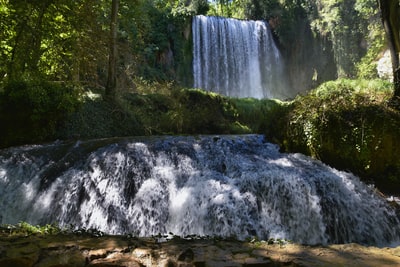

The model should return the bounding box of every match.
[231,98,291,144]
[116,88,287,136]
[173,89,237,134]
[284,78,400,194]
[0,222,62,236]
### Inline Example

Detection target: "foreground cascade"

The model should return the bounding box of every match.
[0,135,399,246]
[192,16,289,99]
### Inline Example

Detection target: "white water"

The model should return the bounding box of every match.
[192,16,289,99]
[0,135,399,246]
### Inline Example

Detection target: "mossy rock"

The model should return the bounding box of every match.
[284,79,400,194]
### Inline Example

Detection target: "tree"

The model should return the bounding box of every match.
[377,0,400,102]
[0,0,109,83]
[4,0,54,80]
[106,0,120,101]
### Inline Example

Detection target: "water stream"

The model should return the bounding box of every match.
[192,15,289,99]
[0,135,399,246]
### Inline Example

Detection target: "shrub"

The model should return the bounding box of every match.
[284,79,400,194]
[0,79,82,147]
[232,97,290,144]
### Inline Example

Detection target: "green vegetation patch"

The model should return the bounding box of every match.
[122,88,288,137]
[284,79,400,194]
[0,80,82,147]
[1,222,62,237]
[232,97,290,145]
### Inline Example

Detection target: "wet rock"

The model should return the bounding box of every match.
[35,246,85,267]
[178,248,194,262]
[0,234,400,267]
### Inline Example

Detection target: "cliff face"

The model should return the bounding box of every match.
[1,234,400,267]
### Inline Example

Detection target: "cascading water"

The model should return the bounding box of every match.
[192,15,289,99]
[0,135,399,246]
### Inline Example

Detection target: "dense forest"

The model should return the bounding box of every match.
[0,0,394,93]
[0,0,400,193]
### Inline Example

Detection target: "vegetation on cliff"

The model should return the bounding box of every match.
[283,79,400,194]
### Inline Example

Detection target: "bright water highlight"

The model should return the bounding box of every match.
[192,16,289,99]
[0,135,399,246]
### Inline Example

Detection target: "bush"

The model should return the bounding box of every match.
[124,88,248,135]
[232,97,290,144]
[284,79,400,194]
[173,89,240,134]
[0,80,82,147]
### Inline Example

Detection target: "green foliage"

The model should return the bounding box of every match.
[231,98,290,144]
[170,0,210,17]
[59,82,258,140]
[0,222,106,237]
[208,0,246,18]
[190,0,210,15]
[243,0,280,20]
[285,79,400,193]
[241,0,385,87]
[0,0,106,82]
[71,83,287,138]
[0,79,82,147]
[172,89,241,134]
[309,0,381,77]
[0,0,388,95]
[124,88,249,135]
[0,222,62,236]
[125,92,174,134]
[356,29,385,79]
[1,80,289,147]
[60,94,144,140]
[0,0,194,89]
[287,79,392,157]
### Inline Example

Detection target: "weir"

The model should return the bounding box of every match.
[0,135,399,246]
[192,15,289,99]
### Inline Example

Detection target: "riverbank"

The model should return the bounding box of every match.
[1,233,400,267]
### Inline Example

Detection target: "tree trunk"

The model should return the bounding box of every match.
[378,0,400,102]
[105,0,119,101]
[29,2,52,75]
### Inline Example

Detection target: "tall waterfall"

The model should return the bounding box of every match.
[192,15,288,99]
[0,135,399,246]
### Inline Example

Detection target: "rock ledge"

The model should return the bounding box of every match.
[1,234,400,267]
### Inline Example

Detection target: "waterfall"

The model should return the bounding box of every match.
[0,135,399,246]
[192,15,289,99]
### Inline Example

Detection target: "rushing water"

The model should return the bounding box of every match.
[192,15,289,99]
[0,135,399,246]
